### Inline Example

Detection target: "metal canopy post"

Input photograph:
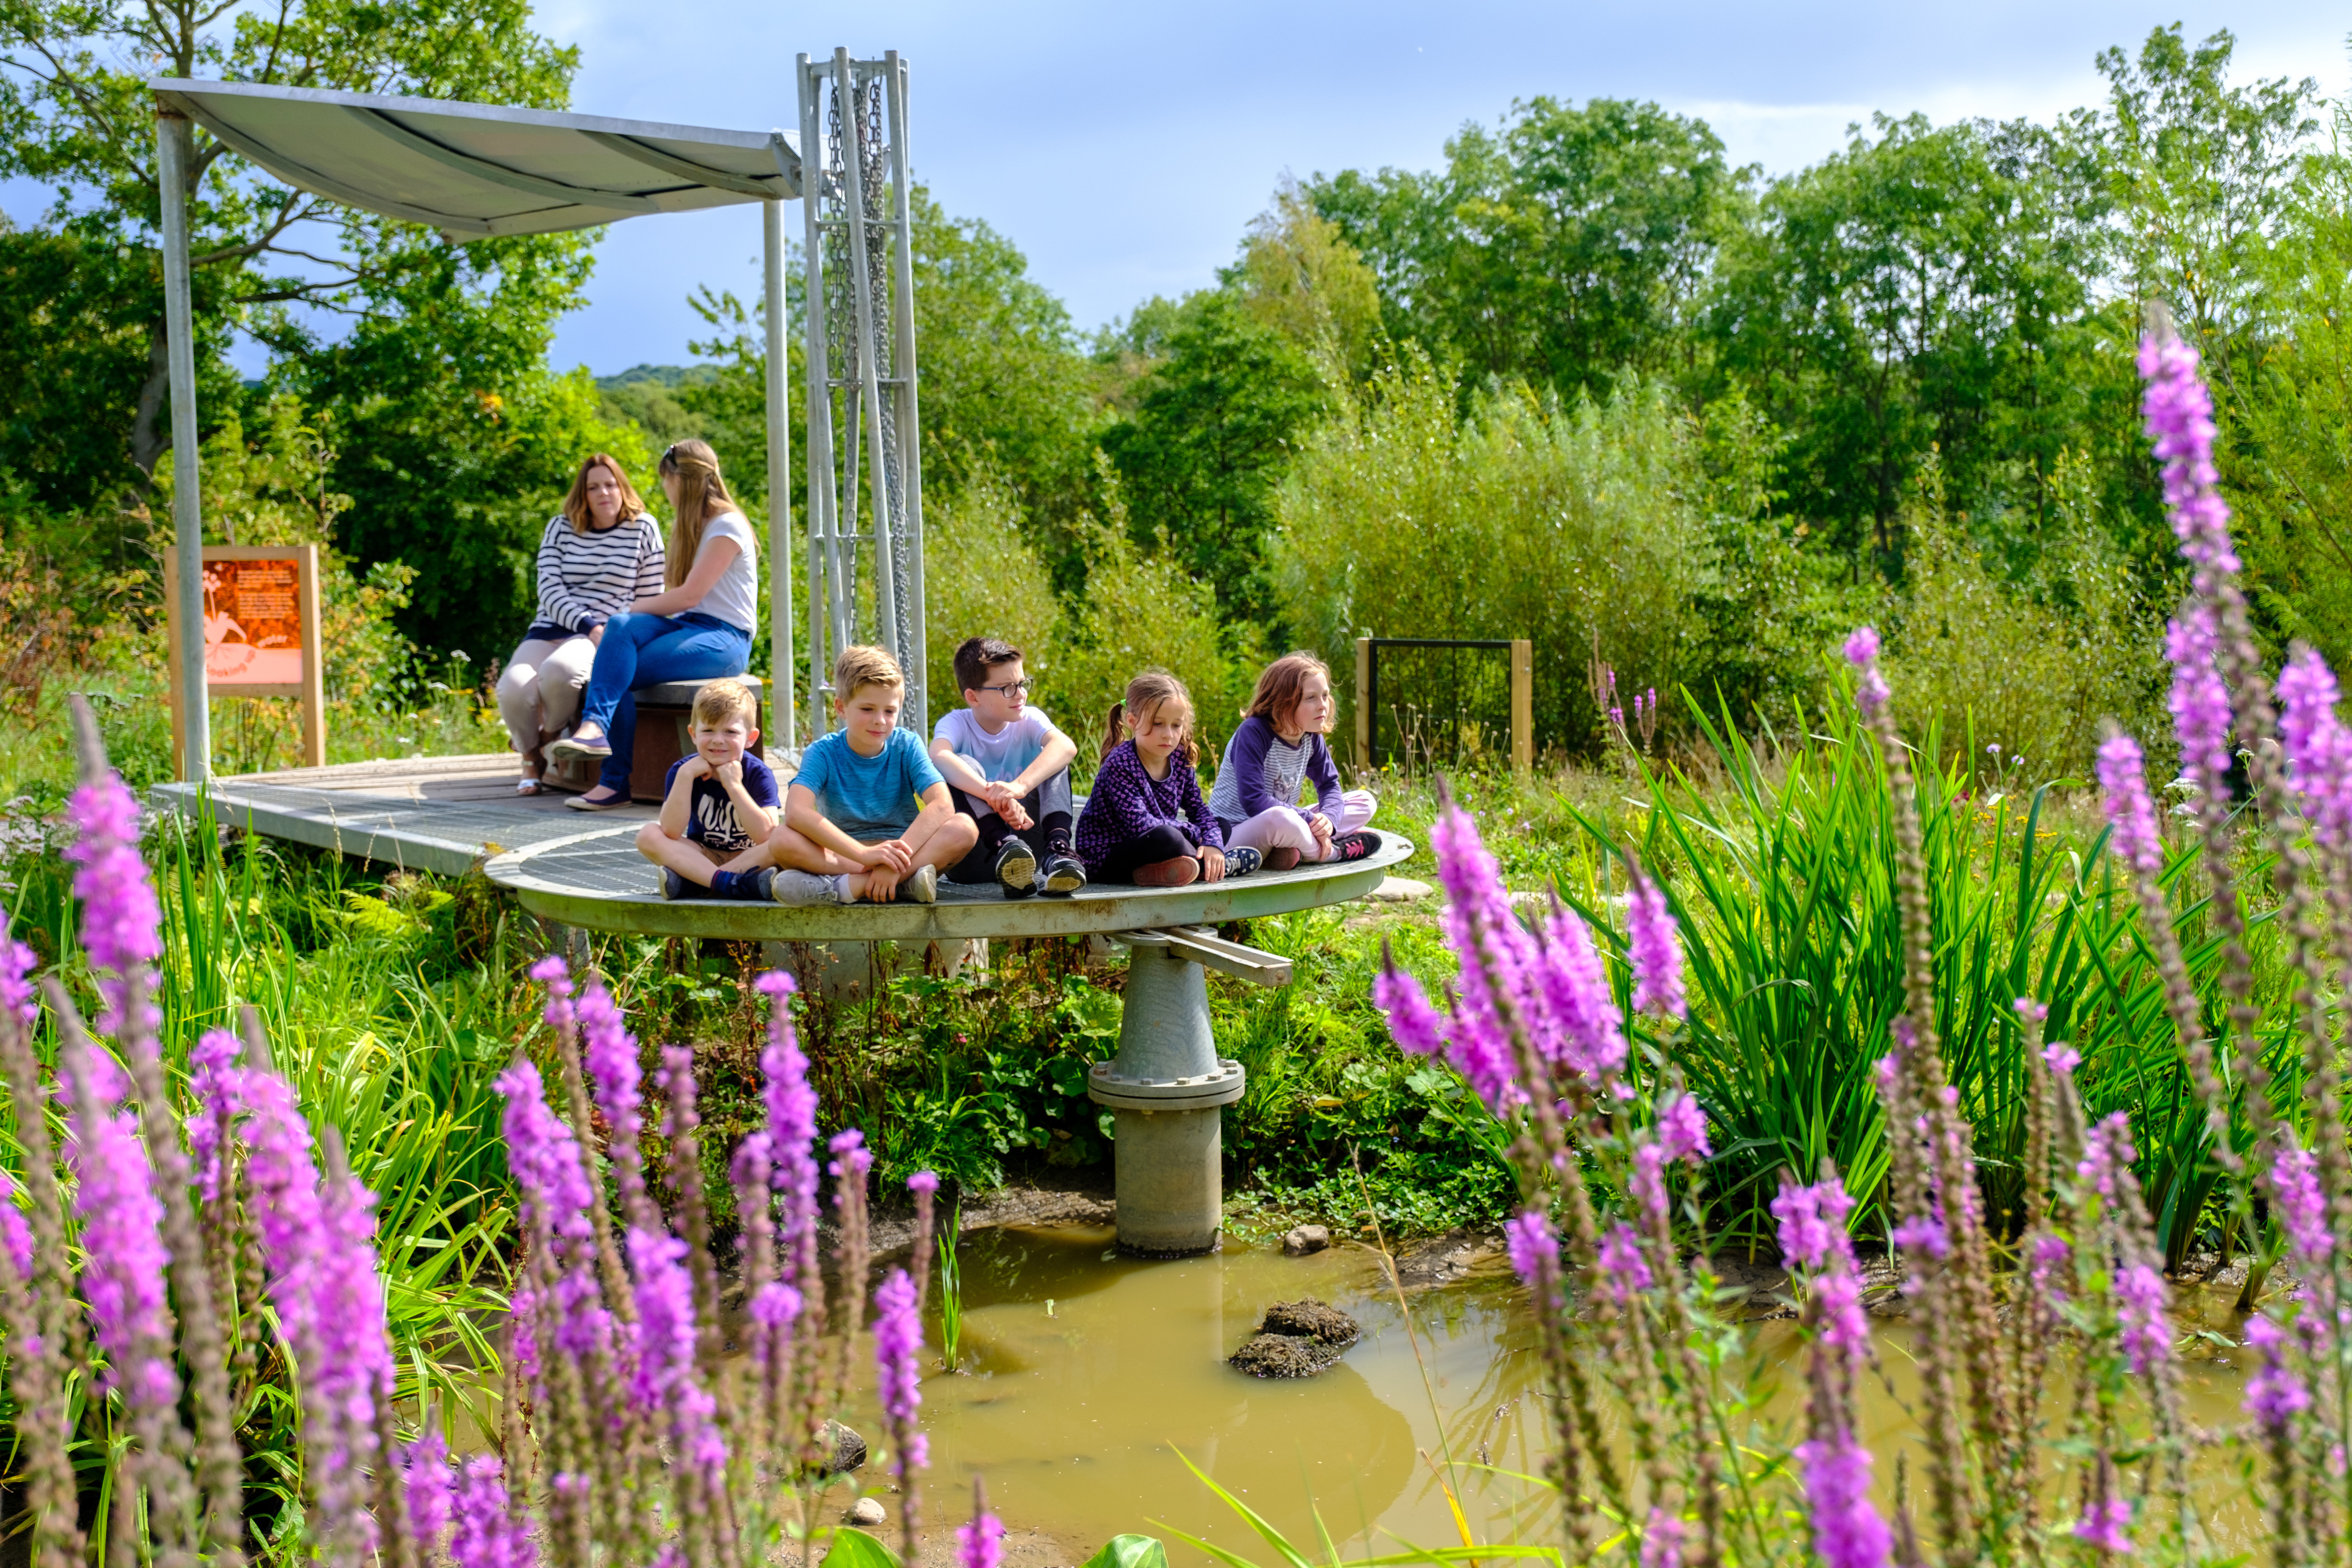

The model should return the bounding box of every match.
[156,105,210,781]
[760,184,796,750]
[795,49,927,734]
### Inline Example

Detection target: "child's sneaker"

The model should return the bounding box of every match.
[993,838,1037,892]
[660,868,709,900]
[771,869,845,906]
[1329,831,1382,862]
[1224,846,1262,877]
[1263,847,1302,872]
[1041,854,1087,896]
[712,867,775,902]
[1134,856,1200,888]
[902,864,939,904]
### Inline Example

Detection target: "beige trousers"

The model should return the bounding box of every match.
[496,635,597,754]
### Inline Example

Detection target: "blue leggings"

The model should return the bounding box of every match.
[575,611,751,792]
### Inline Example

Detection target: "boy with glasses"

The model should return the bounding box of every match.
[932,636,1087,896]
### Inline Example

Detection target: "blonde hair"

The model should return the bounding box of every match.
[1103,670,1198,768]
[832,644,906,703]
[561,453,647,533]
[658,439,740,591]
[690,677,759,728]
[1243,651,1334,732]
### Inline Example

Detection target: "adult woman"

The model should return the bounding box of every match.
[549,439,758,809]
[498,455,665,795]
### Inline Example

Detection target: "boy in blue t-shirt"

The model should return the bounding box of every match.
[635,678,785,901]
[761,644,979,904]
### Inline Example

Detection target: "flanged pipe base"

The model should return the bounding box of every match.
[1092,943,1247,1255]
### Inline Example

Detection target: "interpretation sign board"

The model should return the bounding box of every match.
[166,544,326,775]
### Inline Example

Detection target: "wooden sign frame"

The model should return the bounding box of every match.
[164,543,326,777]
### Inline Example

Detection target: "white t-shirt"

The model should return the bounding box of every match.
[691,512,759,634]
[933,706,1064,819]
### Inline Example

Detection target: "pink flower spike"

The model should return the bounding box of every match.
[2073,1493,2134,1555]
[1842,627,1880,668]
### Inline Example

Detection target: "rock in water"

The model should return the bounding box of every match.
[822,1419,867,1475]
[1281,1224,1331,1256]
[847,1497,887,1526]
[1228,1296,1362,1378]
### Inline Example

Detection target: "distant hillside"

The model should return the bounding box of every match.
[595,364,718,392]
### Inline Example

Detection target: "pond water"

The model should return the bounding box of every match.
[880,1224,2271,1562]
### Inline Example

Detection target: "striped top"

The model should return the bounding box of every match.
[530,513,666,634]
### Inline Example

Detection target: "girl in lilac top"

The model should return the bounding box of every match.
[1209,652,1379,869]
[1076,672,1259,886]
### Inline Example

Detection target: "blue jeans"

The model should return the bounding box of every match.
[575,611,752,793]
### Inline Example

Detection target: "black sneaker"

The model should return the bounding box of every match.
[716,868,776,902]
[1330,831,1381,862]
[661,868,712,900]
[993,837,1037,892]
[1224,846,1262,877]
[1041,854,1087,896]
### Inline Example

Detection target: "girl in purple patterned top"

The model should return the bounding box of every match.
[1075,673,1261,886]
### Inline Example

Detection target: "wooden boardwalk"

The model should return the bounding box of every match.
[150,754,1415,943]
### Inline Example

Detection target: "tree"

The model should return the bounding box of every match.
[1307,97,1745,399]
[1225,177,1384,379]
[1099,292,1327,628]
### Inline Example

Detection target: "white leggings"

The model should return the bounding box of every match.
[495,635,597,755]
[1224,790,1377,861]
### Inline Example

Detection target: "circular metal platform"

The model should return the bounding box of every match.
[484,829,1418,940]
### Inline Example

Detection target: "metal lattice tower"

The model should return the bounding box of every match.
[797,48,926,738]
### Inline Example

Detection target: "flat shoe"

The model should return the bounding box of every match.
[565,788,630,812]
[547,732,612,760]
[1132,856,1199,888]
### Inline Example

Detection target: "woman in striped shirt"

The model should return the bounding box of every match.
[497,453,665,795]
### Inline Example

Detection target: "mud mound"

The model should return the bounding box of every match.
[1228,1297,1362,1378]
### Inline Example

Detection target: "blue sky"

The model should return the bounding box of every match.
[10,3,2345,377]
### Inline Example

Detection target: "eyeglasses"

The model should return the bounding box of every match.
[979,679,1033,696]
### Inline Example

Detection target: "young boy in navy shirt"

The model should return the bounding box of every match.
[637,677,784,901]
[760,644,980,904]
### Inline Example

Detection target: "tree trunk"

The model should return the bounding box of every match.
[129,321,172,492]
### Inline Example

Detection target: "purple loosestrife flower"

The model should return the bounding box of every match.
[2139,333,2238,579]
[1656,1093,1710,1163]
[2073,1494,2134,1554]
[1537,904,1626,1087]
[450,1456,537,1568]
[2029,1235,2072,1306]
[2168,608,2232,798]
[62,770,161,1039]
[2115,1264,2171,1375]
[628,1226,726,1476]
[1639,1510,1683,1568]
[64,1047,178,1411]
[2043,1041,2082,1078]
[1770,1179,1855,1270]
[2271,1145,2331,1266]
[1374,958,1446,1061]
[0,1169,31,1283]
[577,977,647,1213]
[2096,734,2166,876]
[1843,627,1890,720]
[1597,1223,1653,1297]
[957,1487,1005,1568]
[757,970,823,1297]
[2278,648,2352,851]
[1625,869,1685,1020]
[1431,803,1539,1106]
[874,1267,928,1470]
[2076,1113,2137,1205]
[1504,1209,1559,1292]
[497,1064,610,1362]
[1797,1439,1890,1568]
[407,1430,454,1556]
[1890,1211,1949,1262]
[2244,1315,2310,1432]
[0,913,36,1029]
[1629,1142,1670,1227]
[186,1029,242,1208]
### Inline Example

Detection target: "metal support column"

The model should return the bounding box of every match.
[795,55,836,742]
[834,48,902,708]
[760,186,797,749]
[882,51,927,727]
[157,106,209,781]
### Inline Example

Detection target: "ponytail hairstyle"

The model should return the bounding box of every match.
[658,439,740,590]
[1103,670,1198,769]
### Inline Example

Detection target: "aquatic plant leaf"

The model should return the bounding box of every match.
[822,1526,904,1568]
[1082,1534,1171,1568]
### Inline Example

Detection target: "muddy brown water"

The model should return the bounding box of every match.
[860,1225,2272,1563]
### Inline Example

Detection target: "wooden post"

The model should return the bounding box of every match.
[1354,636,1372,770]
[297,543,325,767]
[1511,638,1533,774]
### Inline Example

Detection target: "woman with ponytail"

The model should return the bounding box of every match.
[550,439,759,807]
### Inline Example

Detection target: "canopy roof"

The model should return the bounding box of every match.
[151,77,800,240]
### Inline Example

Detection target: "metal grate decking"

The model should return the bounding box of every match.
[151,753,1416,940]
